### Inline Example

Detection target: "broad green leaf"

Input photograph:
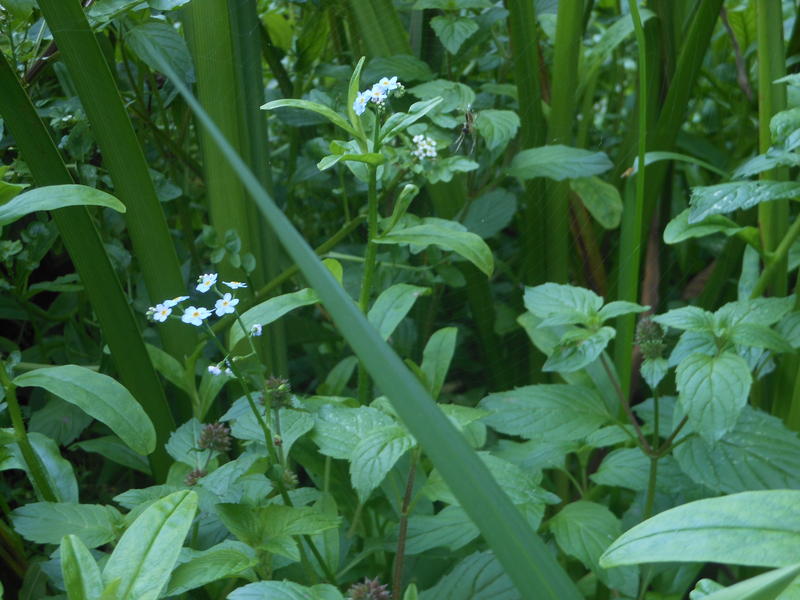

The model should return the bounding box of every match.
[597,301,648,321]
[317,356,358,395]
[430,15,479,53]
[524,283,603,323]
[653,306,714,332]
[350,425,415,501]
[550,501,636,593]
[0,184,125,226]
[4,432,78,502]
[362,55,434,84]
[426,156,480,184]
[376,222,494,276]
[462,189,517,239]
[770,107,800,145]
[11,502,122,548]
[688,181,800,223]
[261,99,359,138]
[73,436,150,475]
[230,288,319,350]
[668,331,718,367]
[420,551,517,600]
[600,490,800,568]
[368,284,431,340]
[384,184,420,234]
[674,405,800,493]
[61,535,104,600]
[400,506,480,555]
[229,581,344,600]
[380,97,444,142]
[641,357,669,390]
[663,209,748,244]
[126,22,194,84]
[0,170,28,205]
[408,79,475,113]
[216,503,339,560]
[475,109,520,150]
[229,407,313,458]
[729,323,793,353]
[590,449,691,495]
[30,397,92,446]
[732,149,800,179]
[544,327,616,373]
[777,313,800,349]
[317,152,384,171]
[694,564,800,600]
[676,352,752,442]
[715,297,795,328]
[480,385,609,441]
[165,418,209,467]
[421,327,457,398]
[17,366,154,457]
[311,405,394,459]
[145,343,192,397]
[570,176,623,229]
[103,490,198,599]
[165,540,257,595]
[508,145,613,181]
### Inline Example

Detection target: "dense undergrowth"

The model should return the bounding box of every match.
[3,1,800,599]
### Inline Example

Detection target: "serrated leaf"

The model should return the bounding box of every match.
[729,323,793,353]
[770,107,800,145]
[508,145,613,181]
[653,306,714,332]
[480,384,609,441]
[11,502,122,548]
[426,156,480,184]
[14,365,156,455]
[311,405,394,460]
[715,297,795,328]
[570,176,623,229]
[229,581,344,600]
[544,327,616,373]
[103,490,198,600]
[376,222,494,276]
[408,79,475,113]
[126,22,194,84]
[475,109,520,150]
[600,490,800,568]
[676,352,752,442]
[400,505,480,555]
[462,189,517,238]
[732,148,800,179]
[431,15,479,53]
[165,418,209,467]
[641,357,669,390]
[524,283,603,322]
[0,184,125,226]
[597,301,648,321]
[420,551,517,600]
[350,425,415,501]
[674,405,800,493]
[368,284,430,340]
[230,288,319,350]
[689,181,800,223]
[777,313,800,349]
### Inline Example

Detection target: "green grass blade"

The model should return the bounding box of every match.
[344,0,411,57]
[0,53,173,481]
[506,0,548,288]
[546,1,584,283]
[37,0,195,360]
[155,55,583,600]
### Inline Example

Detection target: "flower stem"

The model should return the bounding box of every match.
[392,448,419,599]
[0,360,58,502]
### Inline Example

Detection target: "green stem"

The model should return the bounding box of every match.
[750,212,800,299]
[392,448,419,599]
[615,0,648,399]
[0,361,58,502]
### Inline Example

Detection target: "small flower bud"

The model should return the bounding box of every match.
[266,376,291,407]
[346,577,391,600]
[282,468,298,489]
[184,468,207,486]
[635,318,666,360]
[198,422,231,453]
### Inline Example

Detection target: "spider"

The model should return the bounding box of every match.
[451,106,476,155]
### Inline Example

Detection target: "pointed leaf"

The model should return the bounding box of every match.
[11,502,123,548]
[14,365,156,455]
[420,327,457,398]
[0,184,125,226]
[230,288,319,350]
[165,540,257,595]
[689,181,800,223]
[368,284,431,340]
[61,535,104,600]
[350,425,415,501]
[475,109,520,150]
[508,145,612,181]
[696,564,800,600]
[570,176,623,229]
[103,490,198,599]
[261,99,359,138]
[663,209,746,244]
[430,15,479,53]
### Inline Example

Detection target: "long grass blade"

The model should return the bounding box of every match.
[36,0,196,360]
[0,53,173,482]
[154,55,583,600]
